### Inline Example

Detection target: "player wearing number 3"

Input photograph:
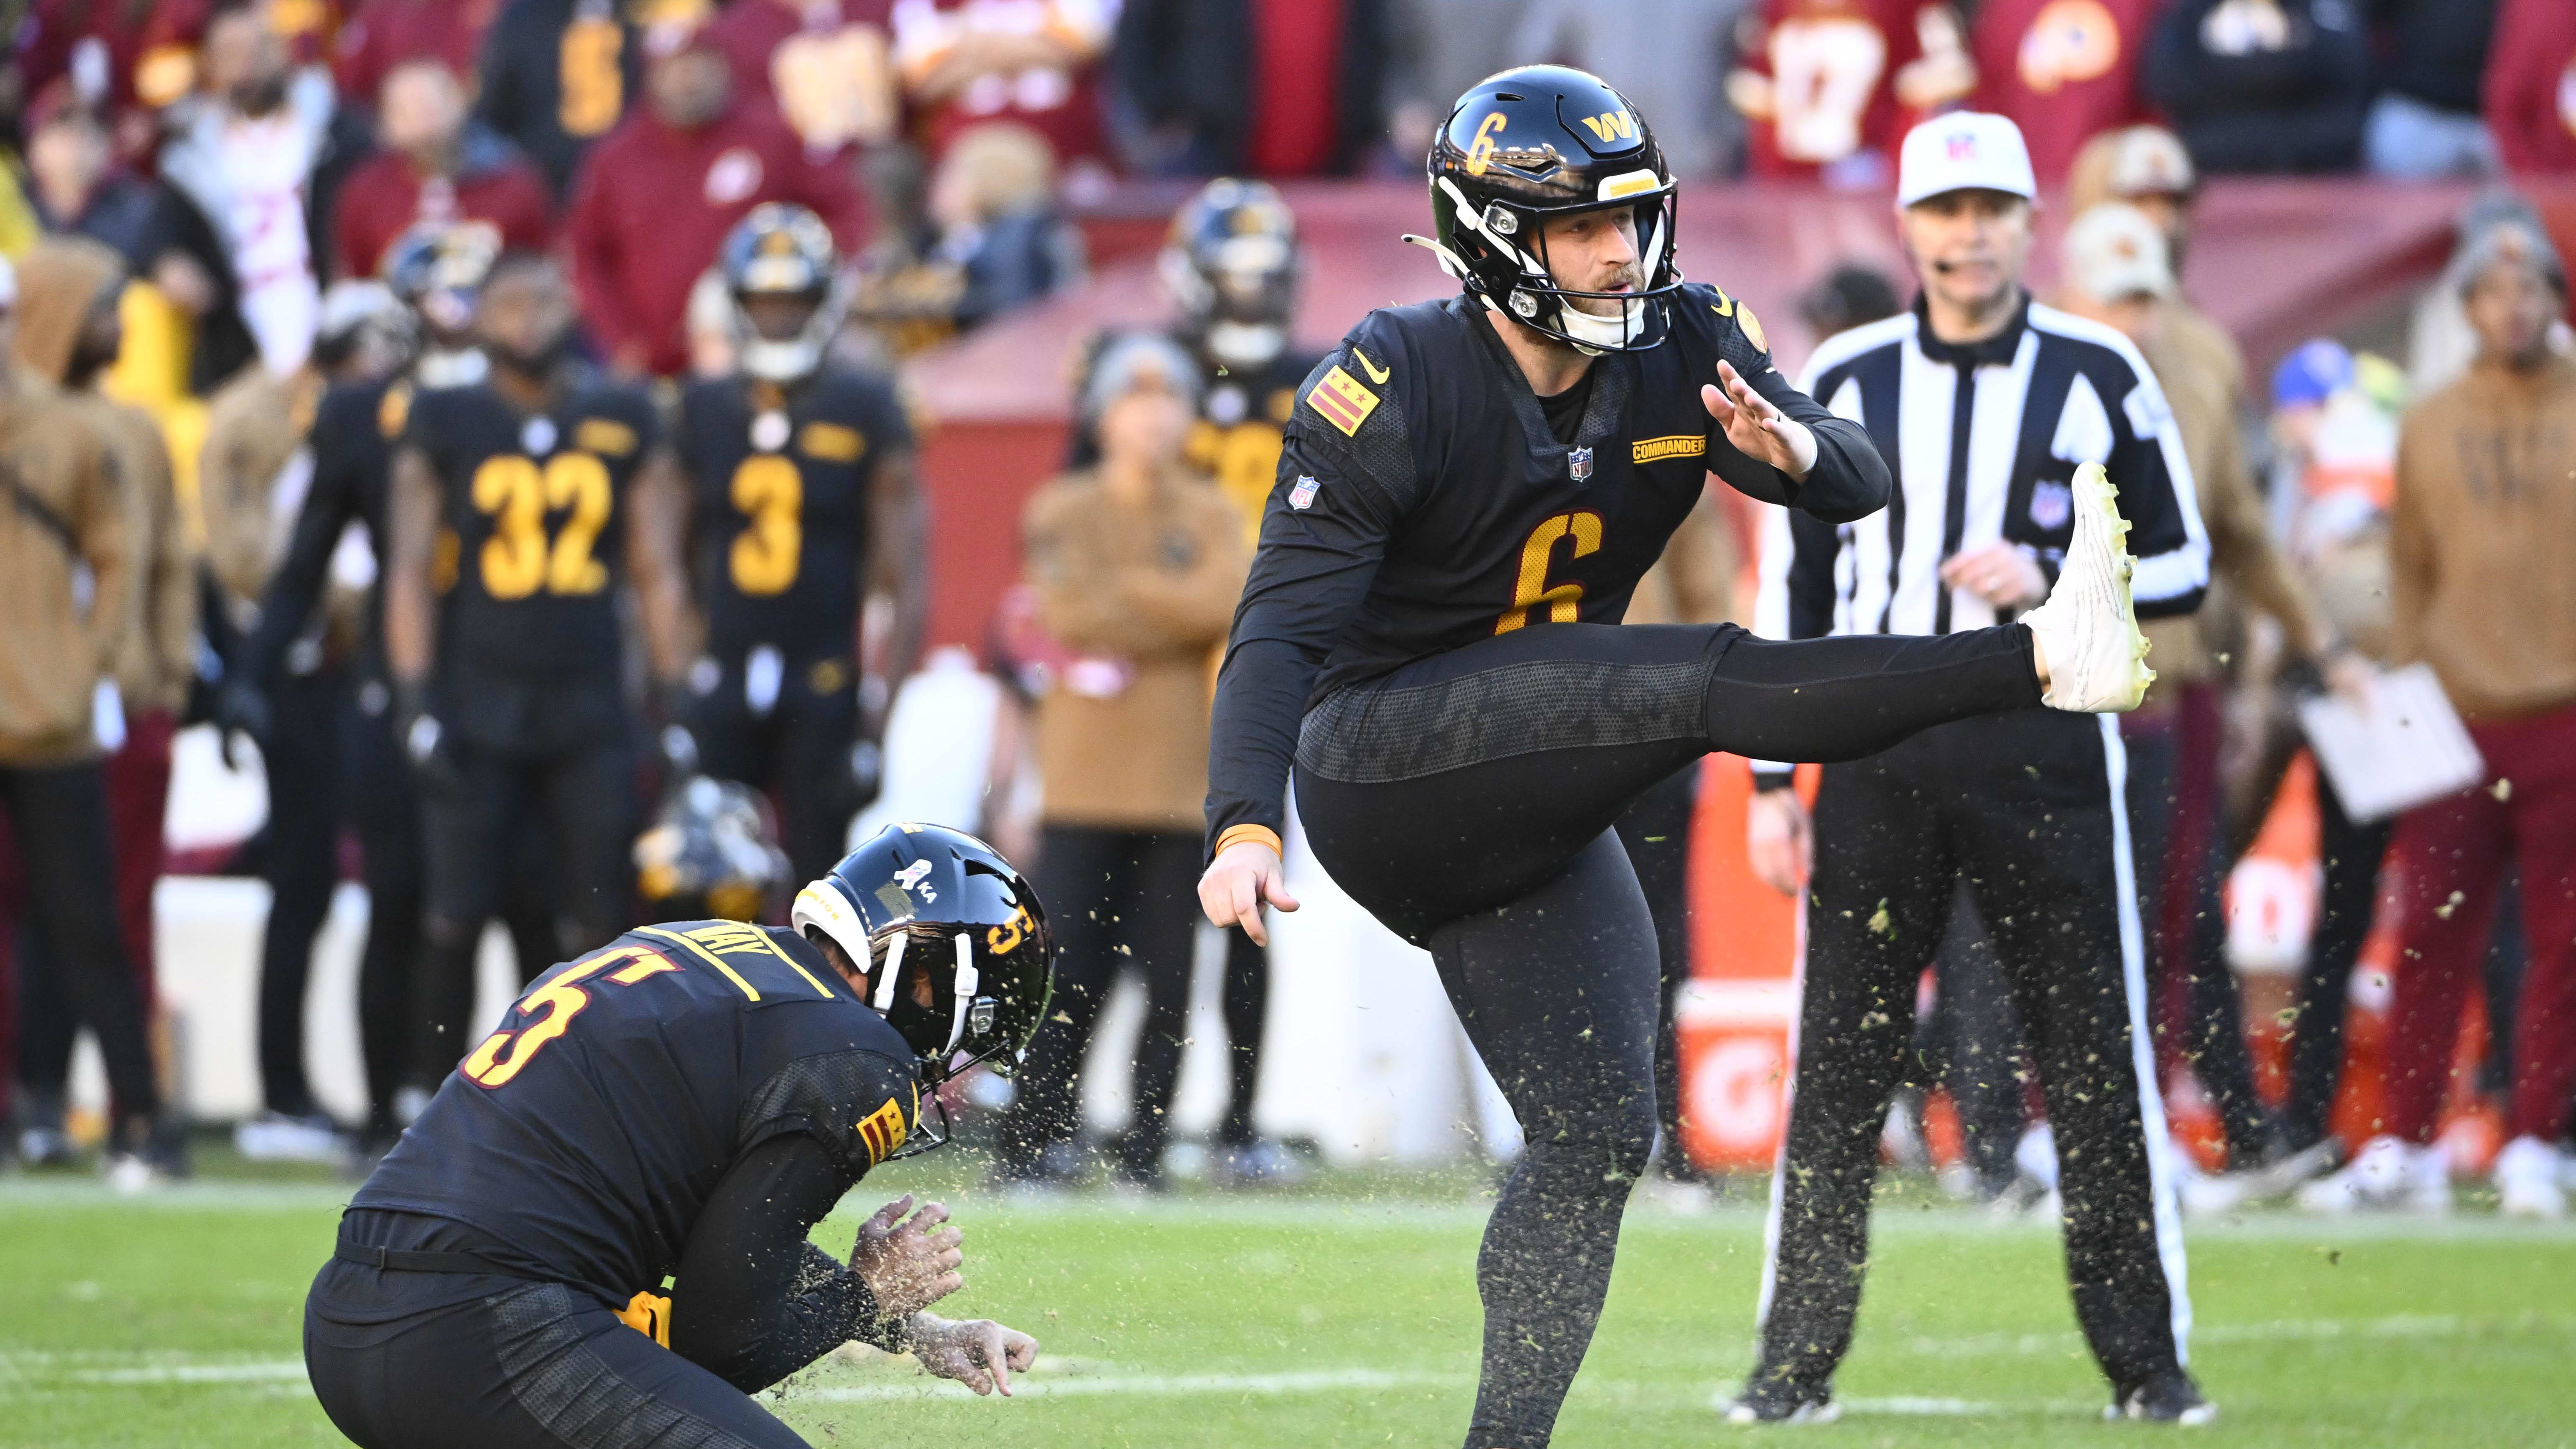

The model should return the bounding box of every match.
[385,250,697,1105]
[308,825,1057,1448]
[1197,67,2160,1448]
[660,205,929,885]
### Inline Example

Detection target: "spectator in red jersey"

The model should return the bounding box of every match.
[1969,0,2159,183]
[704,0,899,158]
[1110,0,1389,178]
[331,58,553,279]
[1725,0,1974,186]
[17,0,161,117]
[333,0,502,117]
[2487,0,2576,174]
[566,26,870,377]
[890,0,1113,176]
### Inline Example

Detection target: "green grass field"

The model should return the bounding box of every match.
[3,1158,2572,1449]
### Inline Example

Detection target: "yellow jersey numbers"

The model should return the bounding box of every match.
[1495,510,1604,633]
[728,455,804,596]
[469,453,613,600]
[1305,365,1380,437]
[462,944,682,1089]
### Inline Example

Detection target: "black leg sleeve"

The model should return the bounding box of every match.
[1296,622,2040,939]
[1429,832,1660,1449]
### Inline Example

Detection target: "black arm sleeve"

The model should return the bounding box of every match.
[239,399,368,684]
[668,1133,897,1394]
[1203,412,1411,858]
[1706,366,1889,526]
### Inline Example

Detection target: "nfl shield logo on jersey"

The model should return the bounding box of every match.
[2029,478,2074,531]
[1288,474,1321,510]
[1569,447,1594,482]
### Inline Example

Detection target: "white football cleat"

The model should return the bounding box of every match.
[2298,1135,2449,1215]
[2020,462,2153,713]
[2494,1136,2569,1220]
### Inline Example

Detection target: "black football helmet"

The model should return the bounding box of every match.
[720,202,847,383]
[634,776,792,923]
[381,221,499,339]
[1414,65,1681,355]
[1160,177,1300,370]
[792,823,1054,1097]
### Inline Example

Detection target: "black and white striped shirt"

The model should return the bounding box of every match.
[1754,296,2208,649]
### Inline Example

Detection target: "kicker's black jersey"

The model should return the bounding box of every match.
[676,367,911,664]
[353,921,918,1309]
[1203,283,1892,853]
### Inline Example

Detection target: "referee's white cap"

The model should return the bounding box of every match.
[1896,112,2038,208]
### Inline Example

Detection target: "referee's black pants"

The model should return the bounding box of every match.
[1292,620,2042,1448]
[1754,708,2188,1401]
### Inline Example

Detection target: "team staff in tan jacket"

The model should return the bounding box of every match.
[0,252,181,1181]
[995,332,1249,1194]
[7,238,200,1168]
[2364,221,2576,1218]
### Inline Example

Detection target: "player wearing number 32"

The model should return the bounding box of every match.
[308,824,1056,1448]
[663,204,927,884]
[1199,66,2159,1449]
[385,250,697,1093]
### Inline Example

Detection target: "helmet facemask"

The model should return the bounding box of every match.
[1424,177,1681,356]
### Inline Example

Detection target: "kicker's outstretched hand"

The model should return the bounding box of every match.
[1199,840,1299,946]
[1702,360,1819,479]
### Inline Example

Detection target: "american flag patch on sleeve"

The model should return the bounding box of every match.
[1305,365,1380,436]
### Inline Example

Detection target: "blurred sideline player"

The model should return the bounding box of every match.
[223,227,566,1153]
[384,251,696,1111]
[1161,179,1318,1184]
[307,825,1053,1448]
[659,204,927,885]
[1199,67,2156,1449]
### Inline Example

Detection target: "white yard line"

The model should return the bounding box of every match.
[13,1311,2571,1400]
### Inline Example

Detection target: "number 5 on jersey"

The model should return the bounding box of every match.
[462,944,683,1089]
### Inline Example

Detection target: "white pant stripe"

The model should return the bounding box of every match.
[2098,711,2194,1364]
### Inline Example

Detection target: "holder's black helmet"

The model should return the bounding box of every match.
[791,824,1053,1089]
[1415,65,1681,354]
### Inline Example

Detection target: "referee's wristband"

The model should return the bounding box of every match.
[1212,824,1283,860]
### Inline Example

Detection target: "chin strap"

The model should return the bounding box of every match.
[872,929,906,1013]
[942,932,981,1057]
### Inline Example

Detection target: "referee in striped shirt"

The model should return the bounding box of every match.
[1729,113,2215,1426]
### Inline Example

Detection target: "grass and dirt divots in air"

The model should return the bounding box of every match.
[2,1145,2570,1448]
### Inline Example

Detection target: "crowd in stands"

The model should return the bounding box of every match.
[0,0,2571,1213]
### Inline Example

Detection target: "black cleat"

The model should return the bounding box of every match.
[2109,1372,2218,1425]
